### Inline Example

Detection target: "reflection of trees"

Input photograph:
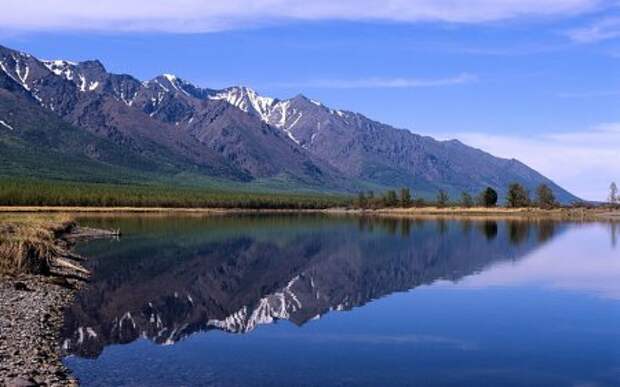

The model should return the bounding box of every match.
[612,222,618,249]
[479,221,498,241]
[461,220,472,235]
[437,219,448,235]
[508,221,530,246]
[385,218,398,235]
[401,219,411,237]
[537,221,556,243]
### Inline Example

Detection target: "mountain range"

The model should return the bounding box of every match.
[0,44,578,202]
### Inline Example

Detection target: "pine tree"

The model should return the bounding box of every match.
[383,190,398,207]
[461,192,474,208]
[400,187,412,207]
[357,192,368,209]
[436,190,449,208]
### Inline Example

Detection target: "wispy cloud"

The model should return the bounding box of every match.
[440,122,620,201]
[270,73,477,89]
[0,0,604,33]
[565,16,620,43]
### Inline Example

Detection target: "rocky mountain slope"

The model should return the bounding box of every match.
[0,45,342,190]
[211,87,577,201]
[0,44,578,201]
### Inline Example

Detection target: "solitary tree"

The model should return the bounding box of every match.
[436,190,449,208]
[506,183,530,208]
[536,184,556,209]
[460,192,474,208]
[481,187,498,207]
[610,182,618,204]
[400,187,412,207]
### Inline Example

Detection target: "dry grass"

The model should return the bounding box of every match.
[0,215,76,276]
[330,206,620,221]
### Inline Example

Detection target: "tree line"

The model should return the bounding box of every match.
[354,183,560,209]
[0,178,349,209]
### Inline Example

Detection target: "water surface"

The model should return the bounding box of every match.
[62,215,620,386]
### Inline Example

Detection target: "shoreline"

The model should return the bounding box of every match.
[364,207,620,221]
[0,206,618,221]
[0,222,116,386]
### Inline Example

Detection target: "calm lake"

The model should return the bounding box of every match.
[62,215,620,387]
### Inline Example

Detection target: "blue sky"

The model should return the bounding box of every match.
[1,0,619,200]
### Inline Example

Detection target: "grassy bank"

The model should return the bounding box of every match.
[0,178,349,209]
[0,215,78,276]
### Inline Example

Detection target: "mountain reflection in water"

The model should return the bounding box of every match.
[61,215,563,359]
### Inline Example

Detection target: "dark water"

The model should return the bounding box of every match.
[62,215,620,387]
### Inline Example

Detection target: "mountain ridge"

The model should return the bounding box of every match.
[0,44,579,202]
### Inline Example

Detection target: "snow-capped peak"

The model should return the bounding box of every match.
[43,59,77,67]
[42,60,77,78]
[162,73,177,82]
[206,87,354,147]
[208,86,276,122]
[153,73,190,96]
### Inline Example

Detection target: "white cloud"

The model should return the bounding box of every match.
[0,0,604,32]
[565,16,620,43]
[440,122,620,201]
[270,73,477,89]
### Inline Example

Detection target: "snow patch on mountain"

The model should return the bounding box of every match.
[78,74,87,92]
[208,86,276,122]
[43,60,76,80]
[0,60,23,87]
[14,59,30,90]
[281,110,302,144]
[207,86,350,147]
[154,74,190,97]
[0,120,14,130]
